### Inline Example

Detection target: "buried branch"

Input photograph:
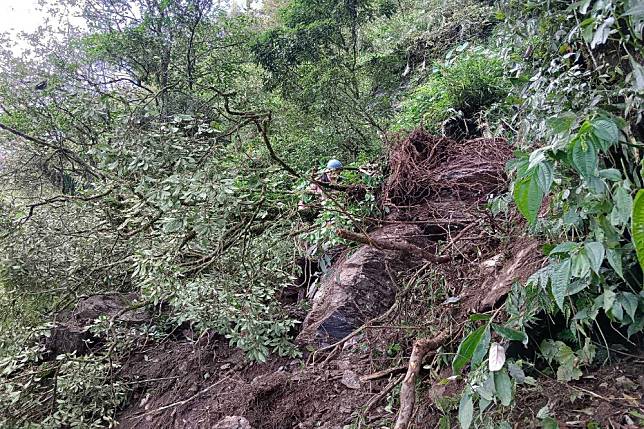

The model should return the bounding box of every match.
[394,331,452,429]
[337,229,451,264]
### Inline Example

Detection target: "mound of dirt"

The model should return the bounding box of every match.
[116,334,383,429]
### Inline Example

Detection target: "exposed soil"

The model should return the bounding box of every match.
[116,333,384,429]
[512,355,644,428]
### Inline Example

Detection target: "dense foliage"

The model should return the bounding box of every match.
[0,0,641,427]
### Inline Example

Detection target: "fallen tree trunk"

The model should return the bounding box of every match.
[337,229,451,264]
[393,331,451,429]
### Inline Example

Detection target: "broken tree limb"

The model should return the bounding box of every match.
[337,229,451,264]
[393,331,451,429]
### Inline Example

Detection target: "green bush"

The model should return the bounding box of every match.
[394,52,509,132]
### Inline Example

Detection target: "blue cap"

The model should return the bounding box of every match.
[326,159,343,170]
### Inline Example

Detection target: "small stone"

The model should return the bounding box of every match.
[212,416,253,429]
[340,369,361,389]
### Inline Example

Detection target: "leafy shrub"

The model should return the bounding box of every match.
[394,52,509,133]
[0,349,128,429]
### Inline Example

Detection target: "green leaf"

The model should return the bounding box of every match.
[453,326,487,373]
[632,190,644,270]
[569,137,597,178]
[591,118,619,147]
[570,252,591,278]
[542,417,560,429]
[513,173,543,224]
[598,168,622,181]
[607,248,624,278]
[494,368,513,406]
[458,393,474,429]
[477,374,496,401]
[547,112,576,134]
[492,324,529,345]
[621,292,639,321]
[508,362,526,383]
[535,161,554,194]
[611,187,633,226]
[603,290,617,311]
[551,259,571,311]
[549,242,579,255]
[472,326,491,367]
[469,313,492,322]
[583,241,605,274]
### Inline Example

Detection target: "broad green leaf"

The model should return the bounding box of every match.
[535,161,554,194]
[611,300,624,321]
[469,313,492,322]
[603,289,617,311]
[472,326,491,367]
[570,252,591,278]
[599,168,622,181]
[458,393,474,429]
[611,187,633,226]
[508,362,526,383]
[621,292,639,321]
[567,279,590,295]
[542,417,560,429]
[438,416,450,429]
[549,242,579,255]
[556,342,583,381]
[492,324,529,345]
[551,259,571,311]
[607,248,624,278]
[546,112,576,134]
[591,17,615,49]
[591,118,619,147]
[494,368,513,406]
[453,326,486,373]
[477,374,496,401]
[479,397,491,414]
[632,190,644,270]
[623,4,644,17]
[513,173,543,224]
[583,241,605,274]
[569,137,597,178]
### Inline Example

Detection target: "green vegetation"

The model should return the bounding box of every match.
[0,0,641,427]
[395,52,509,132]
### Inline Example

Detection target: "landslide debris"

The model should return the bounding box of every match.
[112,129,531,428]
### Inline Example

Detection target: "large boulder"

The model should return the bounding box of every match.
[297,224,428,346]
[43,294,148,357]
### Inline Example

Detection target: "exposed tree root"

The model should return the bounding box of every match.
[337,229,451,264]
[393,331,452,429]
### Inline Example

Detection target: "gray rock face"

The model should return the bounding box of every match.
[297,224,427,346]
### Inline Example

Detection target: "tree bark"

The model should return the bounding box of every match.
[394,332,451,429]
[337,229,451,264]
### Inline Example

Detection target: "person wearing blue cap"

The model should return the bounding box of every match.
[298,159,344,215]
